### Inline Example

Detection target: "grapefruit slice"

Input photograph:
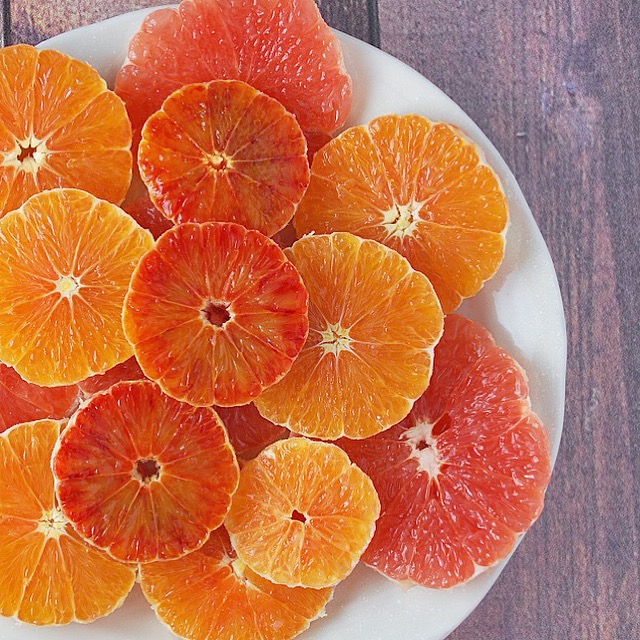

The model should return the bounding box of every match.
[115,0,351,142]
[0,189,154,386]
[139,80,309,236]
[225,437,380,588]
[0,45,132,215]
[53,381,239,563]
[339,315,552,588]
[124,222,309,407]
[78,357,146,397]
[0,419,136,624]
[140,527,333,640]
[294,114,509,312]
[254,232,444,440]
[0,364,80,433]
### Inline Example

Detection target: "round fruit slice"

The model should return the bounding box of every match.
[0,45,132,215]
[78,357,146,397]
[115,0,351,142]
[294,114,509,312]
[255,232,444,440]
[140,527,333,640]
[124,222,309,407]
[339,314,552,588]
[139,80,309,236]
[53,380,239,563]
[0,364,80,433]
[123,195,173,239]
[216,403,288,461]
[0,189,154,386]
[225,437,380,588]
[0,419,136,624]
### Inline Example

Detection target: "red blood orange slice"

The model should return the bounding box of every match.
[340,314,552,588]
[78,357,146,397]
[53,381,239,563]
[123,195,173,240]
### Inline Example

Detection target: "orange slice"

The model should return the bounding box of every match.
[0,45,132,215]
[139,80,309,236]
[0,188,153,386]
[339,315,552,588]
[225,437,380,588]
[124,222,309,407]
[294,114,509,312]
[78,357,146,397]
[53,380,239,563]
[254,232,444,440]
[140,527,333,640]
[123,195,173,239]
[0,419,136,624]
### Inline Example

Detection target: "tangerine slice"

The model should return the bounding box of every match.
[339,315,552,588]
[0,364,80,433]
[0,188,154,386]
[115,0,351,142]
[123,195,173,239]
[0,45,132,215]
[254,232,444,440]
[78,357,146,397]
[216,403,288,461]
[225,438,380,588]
[139,80,309,236]
[123,222,309,407]
[0,419,136,624]
[53,380,239,563]
[140,527,333,640]
[294,114,509,312]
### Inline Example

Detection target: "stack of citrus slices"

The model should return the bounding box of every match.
[0,0,553,638]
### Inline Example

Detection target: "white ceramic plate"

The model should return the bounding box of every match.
[0,8,566,640]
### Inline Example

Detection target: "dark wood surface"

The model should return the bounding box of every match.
[4,0,639,638]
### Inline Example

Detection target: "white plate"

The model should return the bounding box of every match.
[0,8,566,640]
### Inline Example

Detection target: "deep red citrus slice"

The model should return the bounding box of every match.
[123,195,173,239]
[53,381,239,563]
[339,314,552,588]
[78,357,146,397]
[123,222,309,407]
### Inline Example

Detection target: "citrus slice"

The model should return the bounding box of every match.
[115,0,351,143]
[339,314,552,588]
[0,45,132,215]
[123,195,173,239]
[78,357,146,397]
[124,222,309,407]
[0,364,80,433]
[53,380,239,564]
[0,419,136,624]
[139,80,309,236]
[254,232,444,440]
[140,527,333,640]
[294,114,509,312]
[225,438,380,588]
[216,403,288,461]
[0,188,154,386]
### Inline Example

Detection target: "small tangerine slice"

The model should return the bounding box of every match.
[0,419,136,624]
[0,364,80,433]
[123,222,309,407]
[0,188,154,386]
[225,437,380,588]
[53,380,239,563]
[140,527,333,640]
[123,195,173,239]
[254,232,444,440]
[0,45,132,215]
[339,315,552,588]
[139,80,309,237]
[78,357,146,397]
[294,114,509,312]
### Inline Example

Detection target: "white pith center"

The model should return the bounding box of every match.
[207,152,229,171]
[381,200,426,239]
[231,558,247,578]
[2,135,49,172]
[133,458,162,485]
[404,421,443,477]
[37,508,67,540]
[319,322,353,356]
[55,275,81,299]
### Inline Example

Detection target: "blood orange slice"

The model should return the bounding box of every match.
[53,381,239,563]
[139,80,309,236]
[140,527,333,640]
[124,222,309,407]
[340,315,552,588]
[294,114,509,312]
[0,45,132,215]
[255,232,444,440]
[115,0,351,142]
[225,437,380,588]
[0,189,153,386]
[123,195,173,240]
[78,357,146,397]
[0,419,136,624]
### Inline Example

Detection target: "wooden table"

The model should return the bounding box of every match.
[3,1,638,638]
